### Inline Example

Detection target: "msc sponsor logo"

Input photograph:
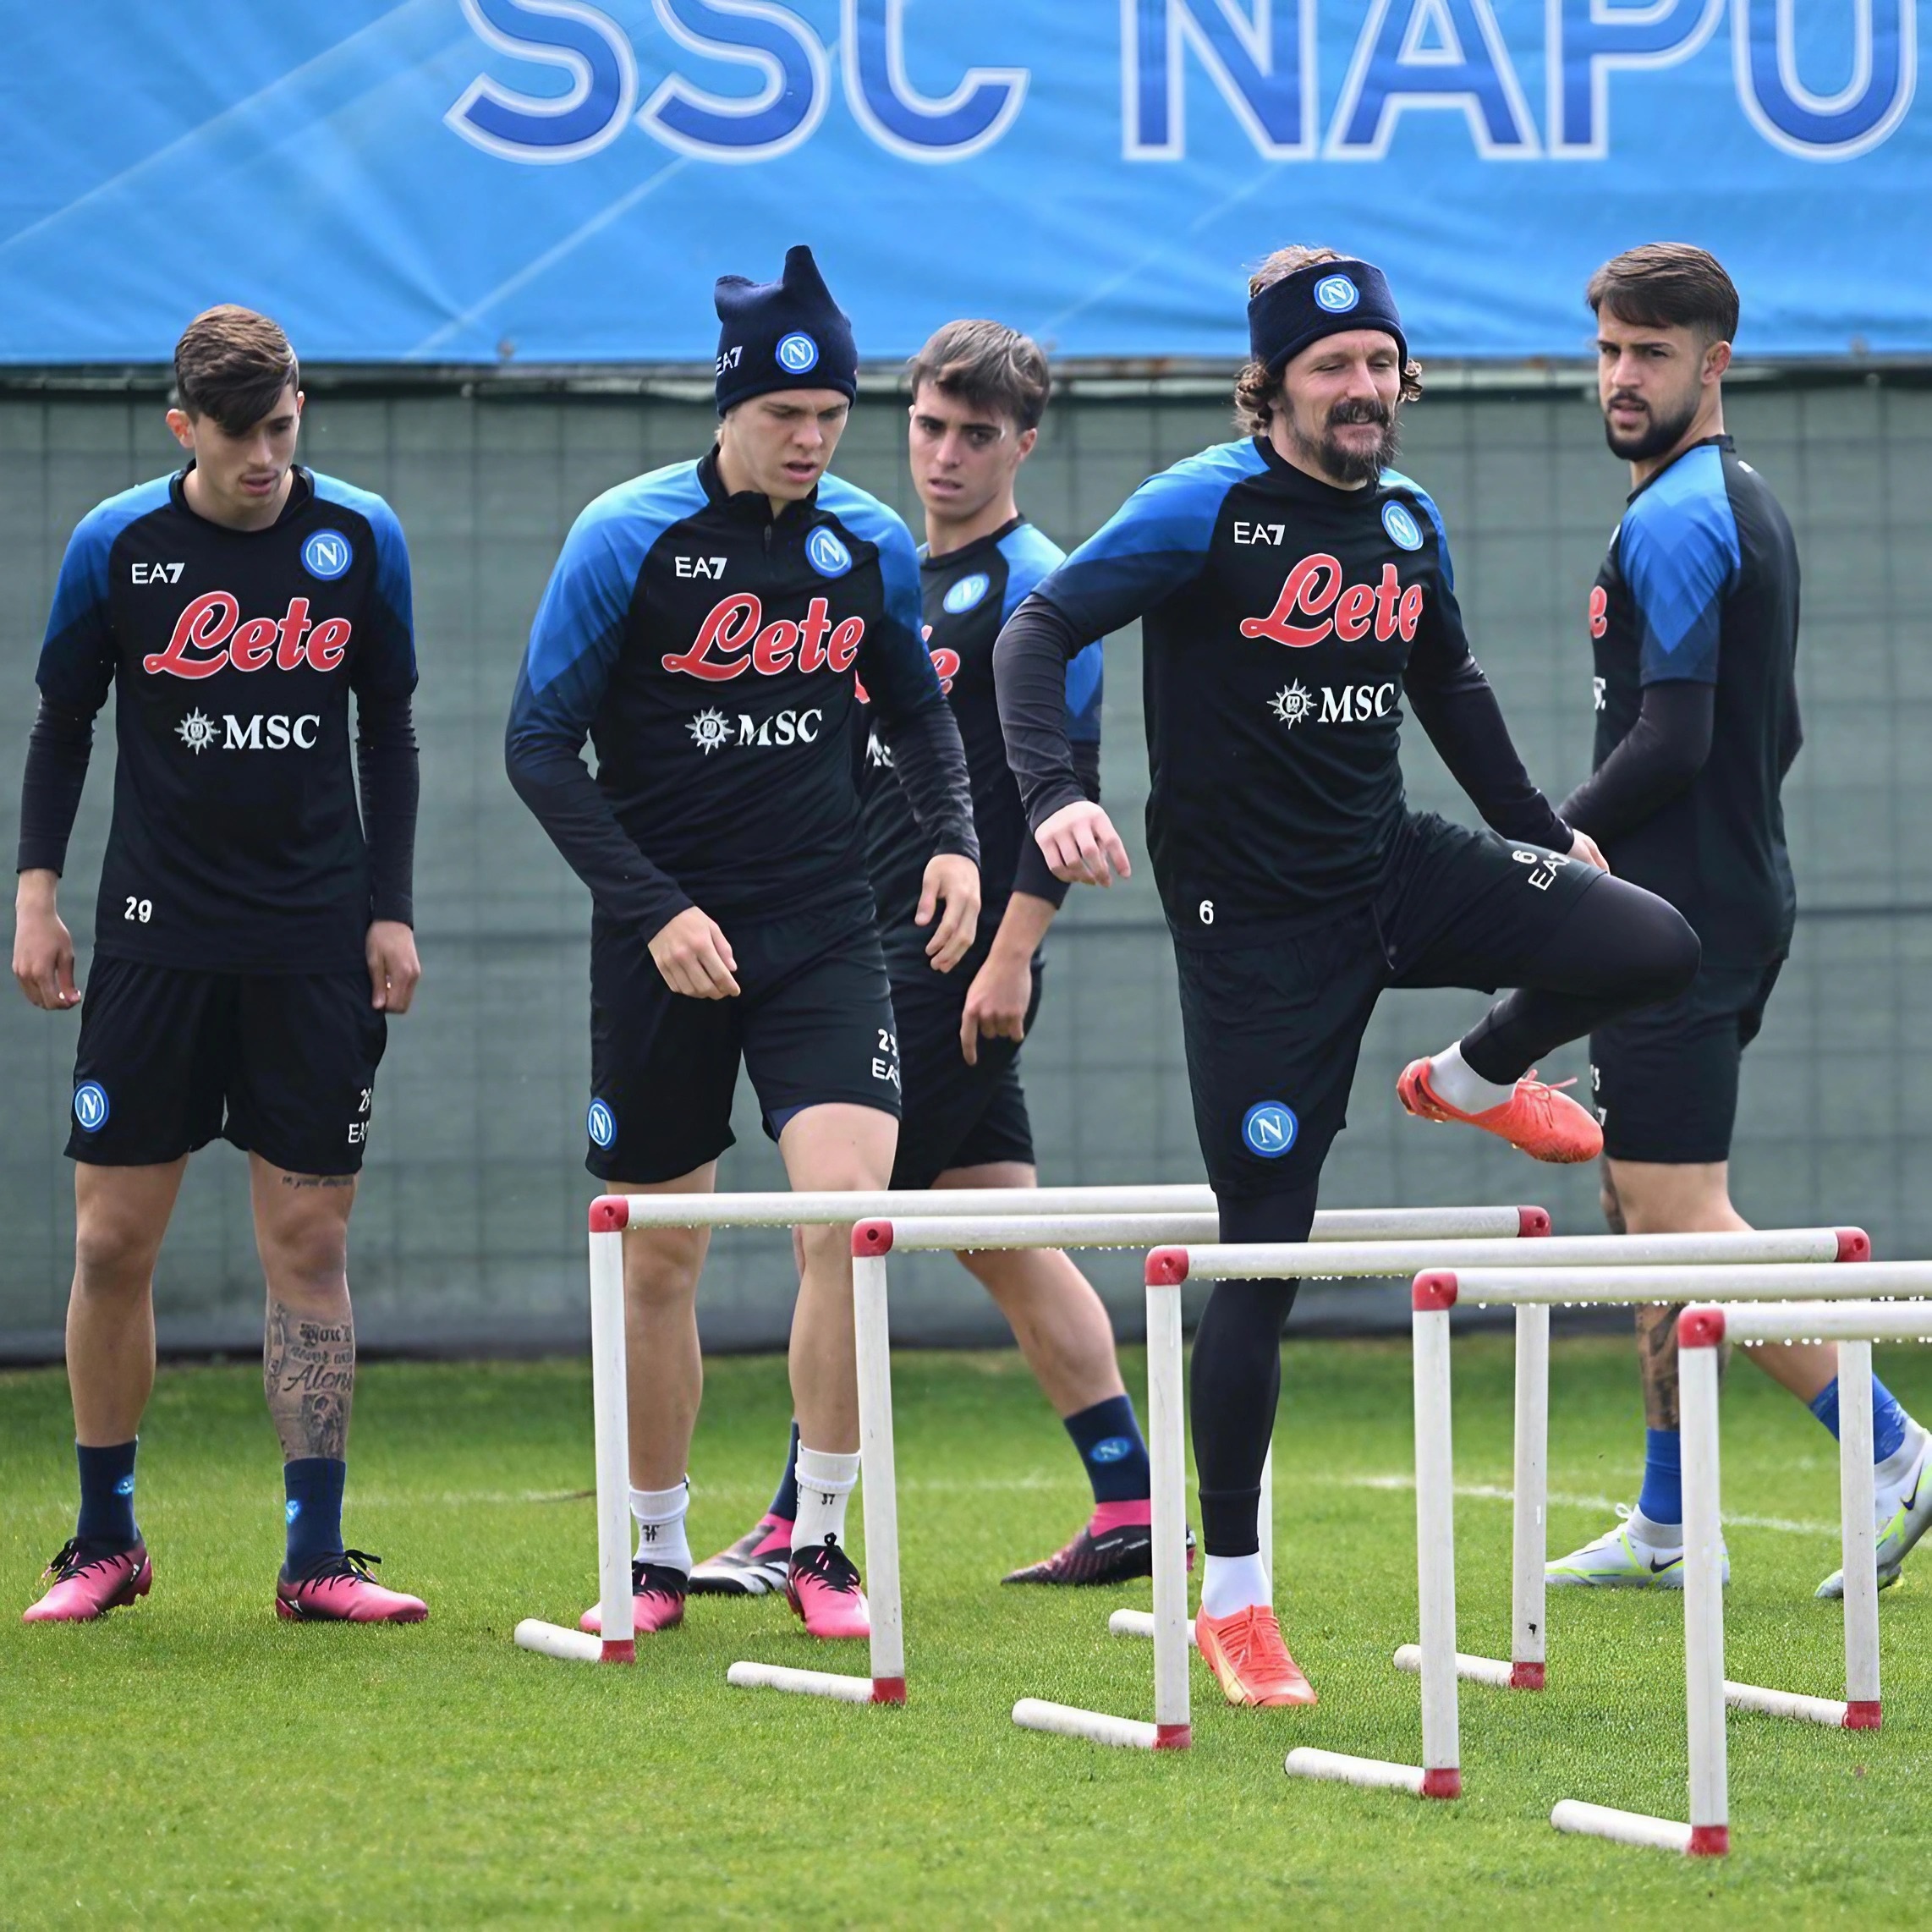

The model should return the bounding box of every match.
[1242,557,1423,650]
[587,1099,617,1150]
[73,1082,110,1132]
[1314,274,1359,312]
[177,709,321,754]
[776,332,820,373]
[662,593,863,682]
[805,527,852,577]
[1268,680,1396,728]
[143,595,352,679]
[301,530,354,580]
[687,705,825,754]
[1241,1100,1298,1158]
[1382,502,1424,551]
[942,572,990,613]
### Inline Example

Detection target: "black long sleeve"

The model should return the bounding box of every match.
[1012,738,1100,906]
[992,590,1087,829]
[1559,680,1715,843]
[354,690,420,927]
[1403,652,1570,852]
[16,697,96,876]
[871,697,980,866]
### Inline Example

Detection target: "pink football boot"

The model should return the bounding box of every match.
[786,1534,870,1640]
[579,1562,687,1637]
[23,1539,151,1623]
[276,1549,428,1623]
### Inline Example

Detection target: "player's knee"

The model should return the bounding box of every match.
[73,1216,160,1296]
[263,1220,351,1308]
[626,1228,704,1309]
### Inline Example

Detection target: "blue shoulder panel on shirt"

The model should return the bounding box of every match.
[43,475,173,650]
[1381,469,1454,591]
[996,521,1067,623]
[522,462,707,700]
[1620,445,1739,683]
[817,473,923,645]
[310,471,414,647]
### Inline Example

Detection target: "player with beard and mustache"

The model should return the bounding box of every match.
[993,244,1702,1709]
[1547,243,1930,1597]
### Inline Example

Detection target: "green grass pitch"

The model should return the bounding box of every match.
[3,1334,1928,1926]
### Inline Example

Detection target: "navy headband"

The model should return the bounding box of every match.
[1248,259,1408,376]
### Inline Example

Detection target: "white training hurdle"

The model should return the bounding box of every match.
[1144,1232,1874,1798]
[1548,1289,1932,1858]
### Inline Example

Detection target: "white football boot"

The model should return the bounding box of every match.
[1547,1503,1730,1590]
[1816,1421,1932,1600]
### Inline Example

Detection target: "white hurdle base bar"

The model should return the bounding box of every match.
[727,1661,903,1705]
[1723,1682,1864,1728]
[1392,1645,1527,1693]
[1013,1699,1187,1750]
[1108,1608,1196,1648]
[513,1619,627,1665]
[1287,1748,1459,1799]
[1551,1801,1726,1857]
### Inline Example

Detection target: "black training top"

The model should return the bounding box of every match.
[505,447,976,940]
[860,517,1101,970]
[993,436,1567,946]
[21,465,419,973]
[1566,436,1800,965]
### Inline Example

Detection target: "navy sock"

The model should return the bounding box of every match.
[76,1440,139,1552]
[283,1457,347,1577]
[1637,1427,1682,1525]
[1809,1375,1911,1464]
[1063,1394,1151,1506]
[768,1421,801,1522]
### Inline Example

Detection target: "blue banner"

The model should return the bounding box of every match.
[2,2,1923,364]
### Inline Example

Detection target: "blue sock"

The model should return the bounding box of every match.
[1637,1428,1682,1525]
[1809,1376,1911,1464]
[283,1457,346,1577]
[1062,1395,1151,1505]
[768,1421,801,1522]
[76,1440,139,1552]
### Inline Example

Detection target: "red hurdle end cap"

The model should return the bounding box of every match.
[853,1219,894,1257]
[589,1196,630,1233]
[871,1677,907,1704]
[1145,1247,1189,1287]
[1154,1723,1191,1750]
[1687,1824,1730,1858]
[599,1638,636,1665]
[1844,1699,1882,1731]
[1509,1661,1545,1692]
[1677,1306,1726,1349]
[1421,1767,1462,1800]
[1836,1227,1872,1262]
[1412,1271,1458,1312]
[1518,1206,1552,1238]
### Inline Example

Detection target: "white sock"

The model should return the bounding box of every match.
[1427,1041,1517,1114]
[791,1447,859,1553]
[630,1481,692,1576]
[1876,1419,1927,1490]
[1200,1551,1270,1619]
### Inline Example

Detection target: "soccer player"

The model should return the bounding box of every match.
[13,306,426,1624]
[1546,244,1929,1596]
[994,246,1702,1707]
[692,321,1160,1598]
[506,247,979,1642]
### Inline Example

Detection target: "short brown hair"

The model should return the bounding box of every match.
[1587,244,1739,346]
[907,319,1050,432]
[1233,246,1423,435]
[173,305,299,436]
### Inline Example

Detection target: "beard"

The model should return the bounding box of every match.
[1602,389,1699,462]
[1290,396,1402,487]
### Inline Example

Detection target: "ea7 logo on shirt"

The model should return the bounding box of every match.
[662,593,863,683]
[1242,557,1423,650]
[132,561,185,585]
[674,556,728,579]
[143,594,352,678]
[1233,521,1285,546]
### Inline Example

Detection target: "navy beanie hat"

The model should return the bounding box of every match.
[1248,257,1408,376]
[714,244,859,415]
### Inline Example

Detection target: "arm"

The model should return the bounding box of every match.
[1558,681,1715,842]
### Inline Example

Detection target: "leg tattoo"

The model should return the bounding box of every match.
[264,1299,355,1460]
[1637,1302,1682,1432]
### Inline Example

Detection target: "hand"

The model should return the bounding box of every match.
[1035,800,1131,887]
[13,873,80,1011]
[648,905,740,998]
[915,853,980,974]
[1567,829,1611,873]
[365,919,421,1013]
[958,948,1031,1067]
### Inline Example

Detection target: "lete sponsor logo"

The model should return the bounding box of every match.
[1241,557,1423,650]
[661,593,864,682]
[142,595,352,679]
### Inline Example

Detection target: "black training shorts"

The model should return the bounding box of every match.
[884,951,1041,1190]
[586,894,901,1183]
[1590,955,1784,1166]
[1176,812,1602,1197]
[65,957,385,1174]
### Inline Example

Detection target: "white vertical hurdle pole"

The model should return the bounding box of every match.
[1511,1303,1550,1689]
[1837,1339,1882,1728]
[853,1245,906,1703]
[1412,1281,1463,1798]
[587,1199,636,1662]
[1678,1310,1731,1857]
[1146,1265,1191,1749]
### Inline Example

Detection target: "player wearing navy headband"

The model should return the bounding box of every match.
[693,322,1161,1599]
[508,247,978,1644]
[995,246,1701,1708]
[14,306,427,1625]
[1547,244,1929,1597]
